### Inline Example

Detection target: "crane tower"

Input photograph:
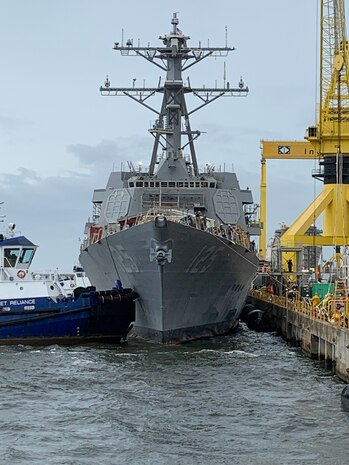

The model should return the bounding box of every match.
[262,0,349,269]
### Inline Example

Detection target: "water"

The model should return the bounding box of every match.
[0,326,348,465]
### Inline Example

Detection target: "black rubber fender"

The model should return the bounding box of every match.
[245,309,266,331]
[240,304,256,322]
[73,287,87,300]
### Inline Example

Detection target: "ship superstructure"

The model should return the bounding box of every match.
[80,15,260,343]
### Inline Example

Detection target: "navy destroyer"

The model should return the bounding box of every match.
[80,14,260,343]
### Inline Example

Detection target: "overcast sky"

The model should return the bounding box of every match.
[0,0,328,270]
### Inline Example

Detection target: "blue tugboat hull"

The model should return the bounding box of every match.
[0,289,136,345]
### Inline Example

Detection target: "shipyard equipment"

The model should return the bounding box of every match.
[259,0,349,276]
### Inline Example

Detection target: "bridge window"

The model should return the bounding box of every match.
[19,248,35,265]
[4,248,20,268]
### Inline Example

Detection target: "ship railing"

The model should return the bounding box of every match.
[137,208,195,226]
[138,208,252,249]
[84,208,253,250]
[249,288,349,329]
[84,222,120,247]
[206,224,251,250]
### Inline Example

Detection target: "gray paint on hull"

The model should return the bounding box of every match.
[80,220,258,342]
[132,319,240,344]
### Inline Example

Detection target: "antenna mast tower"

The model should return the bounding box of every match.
[101,13,248,179]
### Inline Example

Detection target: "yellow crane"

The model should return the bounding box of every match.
[259,0,349,271]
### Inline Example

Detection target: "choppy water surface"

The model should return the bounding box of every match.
[0,327,348,465]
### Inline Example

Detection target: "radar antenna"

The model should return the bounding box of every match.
[101,13,248,177]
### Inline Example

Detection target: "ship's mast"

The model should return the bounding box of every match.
[101,13,248,178]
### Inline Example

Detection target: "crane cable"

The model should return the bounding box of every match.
[312,0,320,264]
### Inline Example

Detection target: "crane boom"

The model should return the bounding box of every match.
[258,0,349,271]
[317,0,349,156]
[279,0,349,256]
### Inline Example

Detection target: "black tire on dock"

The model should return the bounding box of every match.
[240,304,256,322]
[245,309,266,331]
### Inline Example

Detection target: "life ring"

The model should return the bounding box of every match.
[17,270,26,279]
[70,283,75,288]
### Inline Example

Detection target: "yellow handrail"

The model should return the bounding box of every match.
[249,289,349,329]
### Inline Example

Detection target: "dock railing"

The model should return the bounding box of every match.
[249,288,349,329]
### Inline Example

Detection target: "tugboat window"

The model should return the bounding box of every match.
[4,248,20,267]
[19,248,34,265]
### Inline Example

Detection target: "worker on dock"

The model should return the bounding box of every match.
[303,293,312,308]
[287,287,296,301]
[311,293,320,308]
[322,292,331,305]
[332,304,342,325]
[287,259,293,272]
[321,292,332,319]
[267,283,275,294]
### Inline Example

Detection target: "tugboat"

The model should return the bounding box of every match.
[0,223,136,345]
[80,14,260,343]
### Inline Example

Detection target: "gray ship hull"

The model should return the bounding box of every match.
[80,220,258,343]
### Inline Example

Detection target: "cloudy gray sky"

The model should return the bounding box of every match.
[1,0,323,269]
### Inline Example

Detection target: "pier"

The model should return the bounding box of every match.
[247,289,349,383]
[251,0,349,386]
